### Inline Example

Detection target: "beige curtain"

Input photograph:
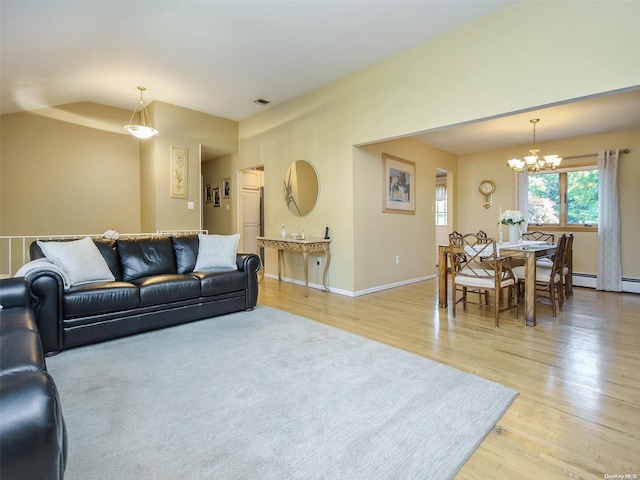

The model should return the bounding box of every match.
[596,150,622,291]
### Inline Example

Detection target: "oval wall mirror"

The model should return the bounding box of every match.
[283,160,319,217]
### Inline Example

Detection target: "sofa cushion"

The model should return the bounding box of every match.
[134,274,201,307]
[194,234,240,271]
[37,237,115,287]
[193,269,246,296]
[63,282,140,319]
[94,238,121,280]
[117,237,177,282]
[171,235,199,274]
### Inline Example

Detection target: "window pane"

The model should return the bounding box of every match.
[567,170,599,225]
[435,185,447,226]
[528,173,560,224]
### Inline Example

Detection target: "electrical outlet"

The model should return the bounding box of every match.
[395,255,400,265]
[316,258,322,266]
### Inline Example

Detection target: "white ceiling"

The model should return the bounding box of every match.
[2,0,639,155]
[0,0,515,120]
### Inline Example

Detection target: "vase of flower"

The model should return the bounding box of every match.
[499,210,524,243]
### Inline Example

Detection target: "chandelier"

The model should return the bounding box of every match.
[124,86,159,139]
[507,119,561,172]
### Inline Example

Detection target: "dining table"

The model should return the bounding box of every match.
[438,240,560,326]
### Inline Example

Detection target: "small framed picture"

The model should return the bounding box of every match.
[223,178,231,198]
[204,184,212,204]
[213,187,221,207]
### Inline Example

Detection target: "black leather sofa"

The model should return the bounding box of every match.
[0,277,68,479]
[25,234,260,355]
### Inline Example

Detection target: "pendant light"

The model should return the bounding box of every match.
[124,86,158,139]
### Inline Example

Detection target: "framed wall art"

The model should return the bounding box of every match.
[223,178,231,198]
[204,184,212,204]
[382,153,415,214]
[213,187,221,207]
[170,146,188,199]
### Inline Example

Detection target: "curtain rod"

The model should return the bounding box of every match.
[562,148,630,160]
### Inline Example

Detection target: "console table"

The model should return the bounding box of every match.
[256,237,331,296]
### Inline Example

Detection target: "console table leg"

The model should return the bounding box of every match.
[323,248,331,292]
[302,250,309,296]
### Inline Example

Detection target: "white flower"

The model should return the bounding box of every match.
[103,229,120,240]
[499,210,524,225]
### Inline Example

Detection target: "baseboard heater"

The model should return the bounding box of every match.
[572,273,640,294]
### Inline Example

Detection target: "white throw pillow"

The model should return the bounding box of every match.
[194,234,240,271]
[37,237,115,287]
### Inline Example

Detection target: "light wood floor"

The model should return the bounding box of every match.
[257,277,640,479]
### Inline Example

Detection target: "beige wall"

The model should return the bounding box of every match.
[202,155,236,234]
[457,129,640,280]
[353,139,457,293]
[238,1,640,293]
[0,103,141,235]
[0,101,238,236]
[141,101,238,232]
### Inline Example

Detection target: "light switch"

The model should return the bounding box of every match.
[187,202,195,210]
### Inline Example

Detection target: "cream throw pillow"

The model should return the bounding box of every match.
[194,234,240,270]
[37,237,115,287]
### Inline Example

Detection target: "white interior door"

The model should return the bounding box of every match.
[241,169,263,254]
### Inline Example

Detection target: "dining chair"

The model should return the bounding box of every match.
[512,234,567,317]
[532,233,573,299]
[477,230,490,243]
[522,231,556,267]
[522,231,555,242]
[449,231,489,306]
[449,234,518,327]
[561,233,574,299]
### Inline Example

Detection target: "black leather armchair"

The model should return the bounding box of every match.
[1,277,68,480]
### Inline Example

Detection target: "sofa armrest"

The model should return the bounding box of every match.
[0,371,67,480]
[237,253,261,309]
[0,277,30,309]
[26,272,65,355]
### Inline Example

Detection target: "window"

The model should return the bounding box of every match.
[435,184,447,226]
[527,166,599,228]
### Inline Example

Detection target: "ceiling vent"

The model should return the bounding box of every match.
[253,98,271,105]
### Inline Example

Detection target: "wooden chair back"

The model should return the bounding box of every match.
[522,231,555,242]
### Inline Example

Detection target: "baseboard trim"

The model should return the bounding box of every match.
[353,276,436,297]
[572,273,640,294]
[262,273,437,297]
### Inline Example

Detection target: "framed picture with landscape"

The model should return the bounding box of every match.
[382,153,415,214]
